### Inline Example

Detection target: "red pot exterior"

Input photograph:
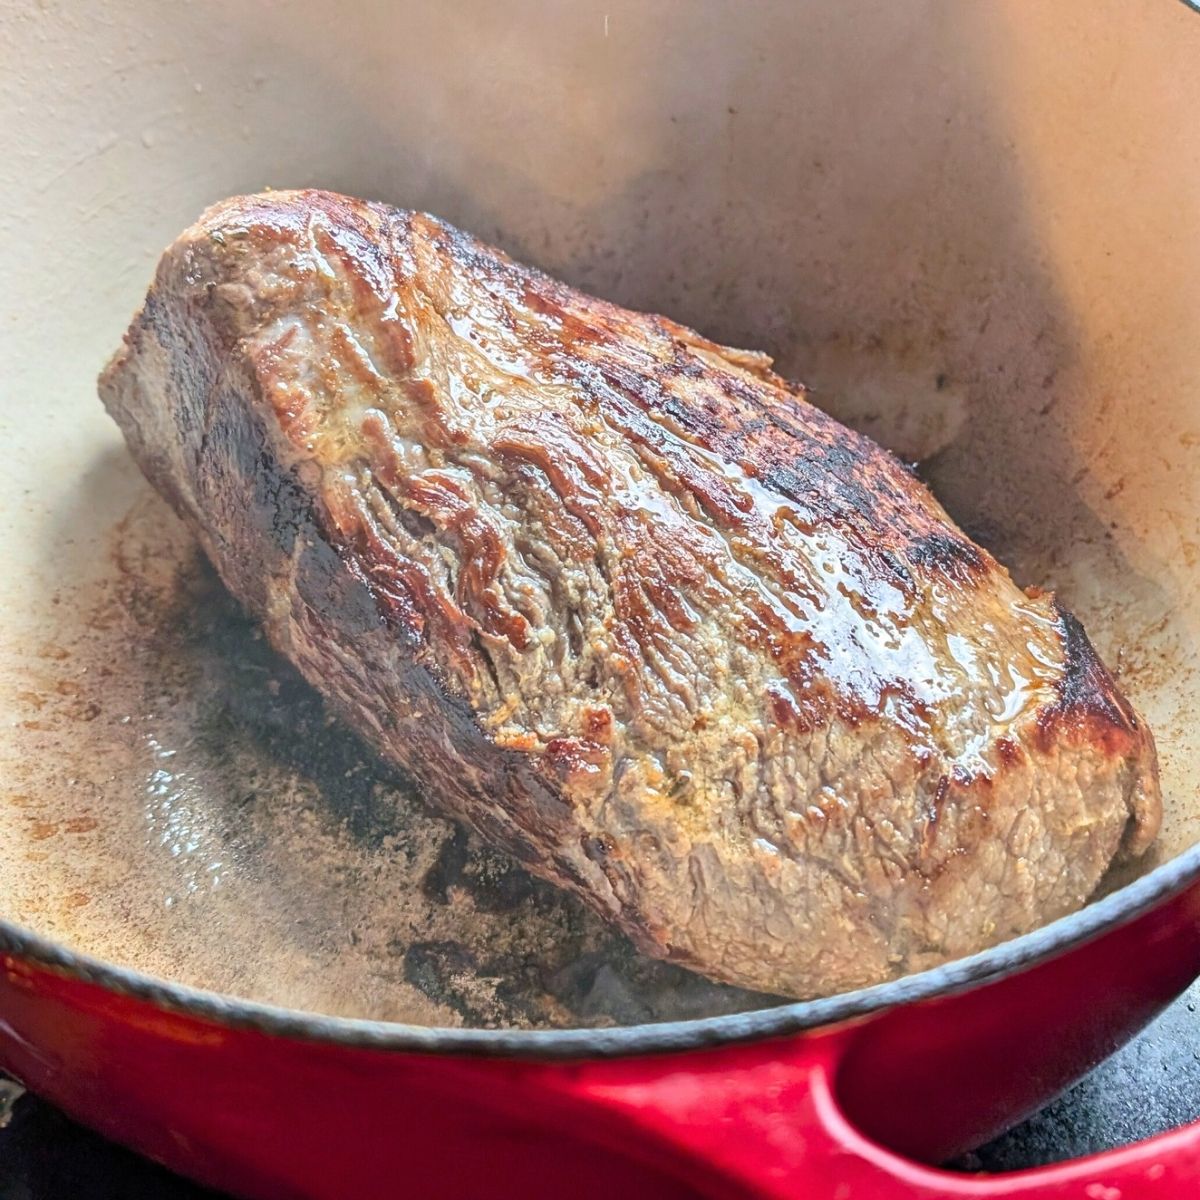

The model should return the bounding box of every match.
[1,876,1200,1200]
[835,869,1200,1162]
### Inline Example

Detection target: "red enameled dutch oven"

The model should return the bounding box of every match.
[3,0,1200,1195]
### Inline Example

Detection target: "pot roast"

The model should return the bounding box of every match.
[99,190,1161,998]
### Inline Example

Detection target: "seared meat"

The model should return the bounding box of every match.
[100,190,1160,998]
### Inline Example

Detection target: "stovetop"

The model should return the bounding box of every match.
[3,978,1200,1197]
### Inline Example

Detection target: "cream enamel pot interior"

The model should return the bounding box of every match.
[1,2,1200,1198]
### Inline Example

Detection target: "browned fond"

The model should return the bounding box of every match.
[98,190,1160,998]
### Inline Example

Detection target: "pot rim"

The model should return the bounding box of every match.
[2,838,1198,1061]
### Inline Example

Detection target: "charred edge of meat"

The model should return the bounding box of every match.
[903,530,988,583]
[1034,598,1160,857]
[1036,602,1140,753]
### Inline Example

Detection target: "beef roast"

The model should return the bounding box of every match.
[99,190,1161,999]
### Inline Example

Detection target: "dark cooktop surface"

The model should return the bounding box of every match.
[3,977,1199,1197]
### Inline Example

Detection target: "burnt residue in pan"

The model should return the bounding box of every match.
[0,487,773,1029]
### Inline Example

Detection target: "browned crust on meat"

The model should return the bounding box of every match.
[1043,604,1144,746]
[1036,602,1160,855]
[98,189,1162,998]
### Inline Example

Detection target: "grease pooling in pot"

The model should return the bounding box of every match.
[0,486,771,1027]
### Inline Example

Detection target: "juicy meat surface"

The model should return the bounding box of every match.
[99,190,1161,999]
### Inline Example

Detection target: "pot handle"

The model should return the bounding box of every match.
[557,1032,1200,1199]
[806,1066,1200,1199]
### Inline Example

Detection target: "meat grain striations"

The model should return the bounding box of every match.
[100,191,1160,998]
